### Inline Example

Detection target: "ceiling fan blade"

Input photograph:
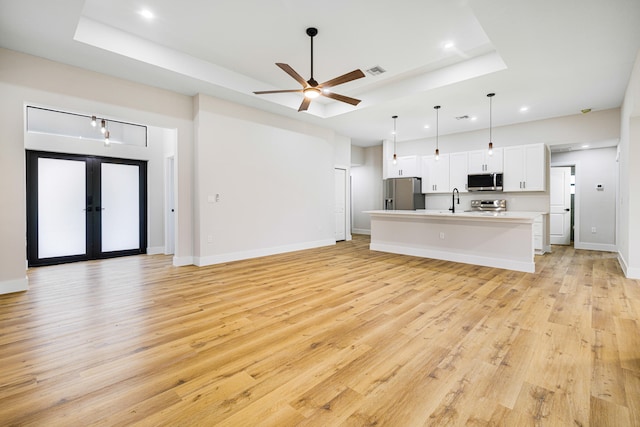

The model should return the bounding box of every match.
[276,63,308,88]
[254,89,303,95]
[298,97,312,112]
[320,69,365,89]
[322,92,362,106]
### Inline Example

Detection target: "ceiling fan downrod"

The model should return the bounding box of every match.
[307,27,318,87]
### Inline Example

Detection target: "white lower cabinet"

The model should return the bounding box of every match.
[533,215,543,253]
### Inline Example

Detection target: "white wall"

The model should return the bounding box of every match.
[618,50,640,278]
[192,94,341,266]
[351,145,383,234]
[552,147,618,251]
[0,48,194,294]
[397,108,620,157]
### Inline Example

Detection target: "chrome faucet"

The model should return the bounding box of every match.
[450,188,460,213]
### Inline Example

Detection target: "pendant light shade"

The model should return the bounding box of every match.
[90,116,97,127]
[104,130,110,146]
[100,119,107,134]
[434,105,441,160]
[392,115,398,165]
[487,93,495,155]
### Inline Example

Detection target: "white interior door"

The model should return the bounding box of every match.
[550,166,572,245]
[334,168,346,241]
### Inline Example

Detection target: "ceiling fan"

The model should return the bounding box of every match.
[253,27,365,112]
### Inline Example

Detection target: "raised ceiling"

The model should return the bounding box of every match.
[1,0,639,147]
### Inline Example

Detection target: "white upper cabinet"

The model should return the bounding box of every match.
[503,143,546,192]
[468,148,503,174]
[387,155,420,178]
[421,154,450,193]
[449,151,469,193]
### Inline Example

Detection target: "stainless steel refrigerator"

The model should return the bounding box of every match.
[383,177,425,210]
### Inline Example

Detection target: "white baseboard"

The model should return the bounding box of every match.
[0,277,29,295]
[146,246,165,255]
[195,239,335,267]
[370,243,535,273]
[574,242,617,252]
[173,256,194,267]
[618,252,640,279]
[352,228,371,235]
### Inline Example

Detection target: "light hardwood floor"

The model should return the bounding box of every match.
[1,235,639,426]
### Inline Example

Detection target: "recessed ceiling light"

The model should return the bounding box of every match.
[470,116,478,121]
[582,144,590,148]
[139,9,154,19]
[519,106,529,112]
[443,41,455,49]
[424,125,430,129]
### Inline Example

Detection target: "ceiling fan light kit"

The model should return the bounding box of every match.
[253,27,365,112]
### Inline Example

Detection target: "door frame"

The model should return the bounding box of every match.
[26,150,147,266]
[551,160,580,247]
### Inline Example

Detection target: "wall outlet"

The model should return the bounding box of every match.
[439,232,445,239]
[207,234,213,243]
[591,227,596,233]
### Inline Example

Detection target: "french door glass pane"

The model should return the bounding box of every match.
[37,158,86,258]
[101,163,140,252]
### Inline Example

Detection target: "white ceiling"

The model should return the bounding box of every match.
[1,0,639,147]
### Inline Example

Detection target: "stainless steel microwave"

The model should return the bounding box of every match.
[467,173,503,191]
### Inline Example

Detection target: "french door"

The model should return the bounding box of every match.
[26,151,147,267]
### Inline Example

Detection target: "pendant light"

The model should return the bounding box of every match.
[487,93,495,155]
[104,130,110,146]
[100,119,107,135]
[434,105,441,160]
[392,115,398,165]
[90,116,97,127]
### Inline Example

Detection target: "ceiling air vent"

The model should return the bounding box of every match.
[455,115,469,120]
[365,66,386,76]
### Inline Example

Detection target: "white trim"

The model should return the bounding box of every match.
[617,252,640,279]
[352,228,371,235]
[146,246,165,255]
[0,277,29,295]
[194,239,335,267]
[574,242,617,252]
[173,256,194,267]
[370,243,536,273]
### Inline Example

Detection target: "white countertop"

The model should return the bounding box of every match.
[366,209,545,222]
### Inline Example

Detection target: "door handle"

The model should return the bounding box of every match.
[565,208,570,212]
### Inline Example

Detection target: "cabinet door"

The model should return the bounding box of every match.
[387,156,415,178]
[468,148,503,173]
[522,144,545,191]
[421,155,449,193]
[467,150,487,174]
[502,146,525,191]
[486,147,503,173]
[449,152,468,192]
[398,155,420,177]
[503,144,545,192]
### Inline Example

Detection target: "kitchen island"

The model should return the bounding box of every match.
[366,210,544,273]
